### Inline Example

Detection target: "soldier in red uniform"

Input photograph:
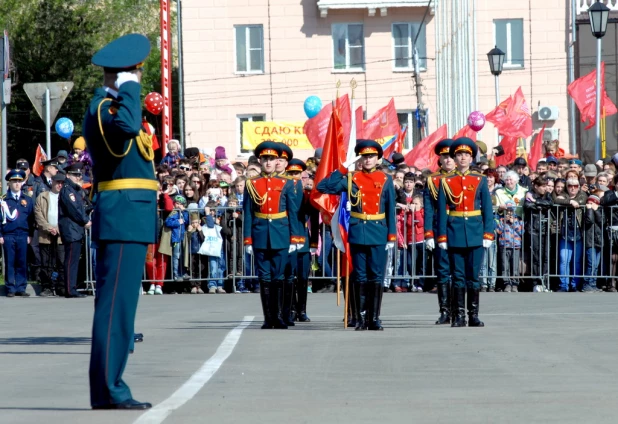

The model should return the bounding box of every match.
[437,138,495,327]
[316,140,397,331]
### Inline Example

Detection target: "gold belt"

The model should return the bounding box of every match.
[98,178,158,192]
[449,210,481,217]
[255,211,287,220]
[351,212,385,220]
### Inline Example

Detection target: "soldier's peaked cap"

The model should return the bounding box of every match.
[286,158,306,173]
[65,162,84,174]
[434,138,454,156]
[5,169,26,182]
[277,143,294,161]
[450,137,478,158]
[254,141,282,158]
[355,139,383,159]
[92,34,151,71]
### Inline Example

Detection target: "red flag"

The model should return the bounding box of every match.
[568,62,618,130]
[310,110,345,224]
[485,96,512,131]
[382,125,407,161]
[355,106,364,136]
[494,136,519,167]
[498,87,533,138]
[528,125,546,170]
[453,124,477,142]
[32,144,48,176]
[336,94,351,153]
[303,102,333,149]
[404,124,448,171]
[360,98,399,140]
[142,117,160,150]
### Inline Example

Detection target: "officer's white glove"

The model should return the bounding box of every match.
[289,244,297,253]
[438,242,448,250]
[343,155,362,169]
[426,238,435,251]
[296,244,304,250]
[483,239,493,249]
[115,72,139,89]
[385,242,395,251]
[346,201,351,212]
[310,248,317,254]
[245,245,253,256]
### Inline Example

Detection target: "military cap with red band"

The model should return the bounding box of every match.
[254,141,282,158]
[286,158,306,173]
[354,139,383,159]
[449,137,478,158]
[434,138,454,156]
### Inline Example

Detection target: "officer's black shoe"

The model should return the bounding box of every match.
[451,314,467,327]
[467,288,484,327]
[368,319,384,331]
[272,318,288,329]
[39,289,55,297]
[435,283,451,324]
[354,318,366,331]
[435,312,451,325]
[298,312,311,322]
[15,292,30,297]
[134,333,144,343]
[468,316,484,327]
[346,316,356,327]
[92,399,152,410]
[6,292,15,298]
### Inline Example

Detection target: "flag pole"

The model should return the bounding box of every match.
[336,250,341,306]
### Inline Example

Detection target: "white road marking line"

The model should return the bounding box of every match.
[134,316,254,424]
[310,312,618,318]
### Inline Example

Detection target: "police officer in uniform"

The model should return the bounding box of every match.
[286,158,319,322]
[59,162,90,298]
[0,170,34,297]
[83,34,157,410]
[243,141,303,329]
[423,139,456,324]
[437,138,494,327]
[317,140,397,331]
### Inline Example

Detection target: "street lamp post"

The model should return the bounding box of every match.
[589,0,610,161]
[488,46,505,149]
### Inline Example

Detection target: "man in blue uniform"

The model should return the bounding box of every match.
[0,170,34,297]
[316,140,397,331]
[437,138,494,327]
[286,158,319,323]
[59,162,90,298]
[423,139,455,324]
[83,33,157,410]
[243,141,303,329]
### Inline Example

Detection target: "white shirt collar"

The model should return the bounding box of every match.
[104,86,118,98]
[10,190,20,198]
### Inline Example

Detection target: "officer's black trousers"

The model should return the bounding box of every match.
[64,240,83,295]
[350,244,387,284]
[39,237,65,291]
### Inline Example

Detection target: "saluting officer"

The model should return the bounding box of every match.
[243,141,304,329]
[317,140,397,331]
[286,158,319,323]
[0,170,34,297]
[423,139,456,325]
[437,138,494,327]
[59,162,90,298]
[83,34,157,410]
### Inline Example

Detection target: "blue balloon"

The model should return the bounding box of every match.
[304,96,323,119]
[55,117,74,139]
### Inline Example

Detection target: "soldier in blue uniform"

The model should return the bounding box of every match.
[243,141,304,329]
[316,140,397,331]
[437,138,495,327]
[0,170,34,297]
[423,139,456,324]
[83,34,157,410]
[286,158,319,322]
[59,162,90,298]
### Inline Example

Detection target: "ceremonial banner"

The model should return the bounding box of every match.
[494,136,519,167]
[453,124,477,142]
[568,62,618,130]
[242,121,314,150]
[404,124,448,171]
[32,144,48,176]
[360,98,399,140]
[528,124,546,170]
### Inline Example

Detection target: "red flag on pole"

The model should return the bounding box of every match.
[494,136,519,167]
[567,62,618,130]
[142,117,160,151]
[528,124,546,170]
[336,94,352,153]
[494,87,533,139]
[485,96,512,131]
[32,144,48,176]
[382,125,407,160]
[303,103,333,149]
[453,124,477,142]
[360,98,399,140]
[404,124,448,171]
[355,106,364,137]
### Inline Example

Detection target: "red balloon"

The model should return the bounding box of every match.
[145,92,164,115]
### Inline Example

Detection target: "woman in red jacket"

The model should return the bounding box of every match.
[145,181,174,295]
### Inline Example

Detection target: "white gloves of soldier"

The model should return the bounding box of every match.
[310,248,317,254]
[426,238,435,251]
[296,244,304,250]
[343,155,362,170]
[289,244,297,253]
[245,245,253,256]
[438,242,448,251]
[115,72,139,89]
[346,201,351,212]
[385,242,395,251]
[483,239,493,249]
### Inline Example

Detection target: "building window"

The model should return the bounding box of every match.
[235,25,264,73]
[392,23,427,71]
[397,111,423,150]
[494,19,524,68]
[332,23,364,71]
[237,114,266,155]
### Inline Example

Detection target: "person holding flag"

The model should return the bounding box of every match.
[437,138,494,328]
[423,139,456,325]
[316,139,397,331]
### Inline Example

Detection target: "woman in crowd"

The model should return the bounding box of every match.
[494,171,528,218]
[183,183,199,204]
[553,178,566,199]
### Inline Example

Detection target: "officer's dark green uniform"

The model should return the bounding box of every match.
[316,140,397,331]
[83,34,156,410]
[423,138,454,325]
[437,138,494,328]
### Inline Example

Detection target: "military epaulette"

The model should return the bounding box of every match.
[469,171,485,177]
[428,171,441,177]
[278,174,294,180]
[248,174,261,180]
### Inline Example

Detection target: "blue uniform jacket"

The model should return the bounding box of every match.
[243,172,303,250]
[82,82,158,244]
[437,169,495,248]
[0,193,34,237]
[59,178,90,243]
[316,169,396,246]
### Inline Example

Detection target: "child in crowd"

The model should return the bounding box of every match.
[212,146,238,182]
[496,203,524,292]
[160,139,184,169]
[165,195,190,287]
[225,195,247,292]
[68,136,93,182]
[409,194,425,292]
[583,192,604,292]
[205,202,227,294]
[186,211,206,293]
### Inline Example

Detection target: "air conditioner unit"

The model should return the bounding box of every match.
[538,106,559,121]
[542,128,559,141]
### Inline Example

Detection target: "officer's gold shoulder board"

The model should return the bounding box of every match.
[248,174,260,180]
[469,171,485,177]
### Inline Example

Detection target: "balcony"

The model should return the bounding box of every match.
[576,0,618,15]
[316,0,433,18]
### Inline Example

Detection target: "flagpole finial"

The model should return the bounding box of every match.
[350,79,357,100]
[336,80,341,98]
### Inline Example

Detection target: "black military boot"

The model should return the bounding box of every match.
[467,287,485,327]
[346,282,357,327]
[451,287,467,327]
[259,282,272,329]
[295,279,310,322]
[355,283,367,331]
[269,280,288,329]
[281,280,295,327]
[368,282,384,331]
[435,283,451,325]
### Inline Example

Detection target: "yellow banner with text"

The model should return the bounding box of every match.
[242,121,313,150]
